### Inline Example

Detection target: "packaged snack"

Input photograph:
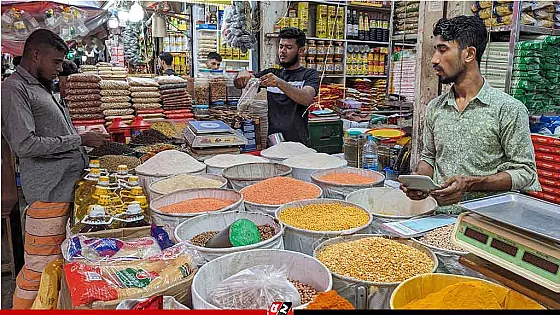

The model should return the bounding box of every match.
[62,235,162,262]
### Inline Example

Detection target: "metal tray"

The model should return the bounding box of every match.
[459,192,560,243]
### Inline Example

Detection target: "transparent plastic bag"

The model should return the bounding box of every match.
[63,242,200,308]
[237,78,260,112]
[62,235,163,263]
[209,265,301,309]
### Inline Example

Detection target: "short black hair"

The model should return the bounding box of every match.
[59,60,78,76]
[207,52,222,62]
[159,52,173,66]
[433,16,488,65]
[13,56,22,67]
[279,27,306,48]
[23,29,68,58]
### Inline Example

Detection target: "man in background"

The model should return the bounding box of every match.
[158,52,175,76]
[234,28,319,145]
[206,52,222,70]
[1,29,108,309]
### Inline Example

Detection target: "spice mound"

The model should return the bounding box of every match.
[151,174,224,194]
[283,153,346,169]
[318,173,377,185]
[317,237,434,283]
[131,129,170,145]
[307,290,355,310]
[159,198,235,214]
[278,203,370,231]
[99,155,141,172]
[190,224,276,247]
[135,150,205,176]
[241,177,321,205]
[204,154,268,169]
[261,141,316,160]
[90,141,133,156]
[402,281,505,309]
[417,225,464,252]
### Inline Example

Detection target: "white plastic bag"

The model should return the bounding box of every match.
[209,265,301,309]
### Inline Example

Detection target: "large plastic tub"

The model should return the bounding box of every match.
[311,167,385,199]
[191,249,333,309]
[241,183,323,216]
[148,173,227,200]
[174,210,284,264]
[222,163,292,191]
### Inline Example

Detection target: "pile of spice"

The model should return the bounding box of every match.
[317,172,377,185]
[204,154,268,170]
[135,150,205,176]
[260,142,316,160]
[150,121,179,138]
[401,281,539,309]
[190,224,276,247]
[417,225,464,252]
[99,155,141,173]
[307,290,355,310]
[151,174,224,194]
[316,237,434,283]
[288,279,317,305]
[283,153,346,169]
[90,141,134,156]
[278,203,370,231]
[131,129,170,145]
[158,198,235,214]
[241,177,321,205]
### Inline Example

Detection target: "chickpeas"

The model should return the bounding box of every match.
[418,224,464,252]
[278,203,370,231]
[317,237,434,283]
[288,279,317,304]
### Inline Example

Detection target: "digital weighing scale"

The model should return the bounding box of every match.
[184,120,247,148]
[452,193,560,293]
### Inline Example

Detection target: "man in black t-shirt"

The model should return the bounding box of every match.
[158,52,175,76]
[235,28,319,145]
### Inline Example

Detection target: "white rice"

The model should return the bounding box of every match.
[283,153,347,169]
[135,150,205,176]
[260,142,316,160]
[204,154,268,168]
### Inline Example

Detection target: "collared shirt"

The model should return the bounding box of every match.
[1,66,88,204]
[421,80,540,213]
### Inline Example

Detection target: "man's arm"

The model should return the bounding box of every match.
[259,69,318,106]
[1,83,82,158]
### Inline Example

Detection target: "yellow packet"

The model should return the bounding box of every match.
[31,259,63,309]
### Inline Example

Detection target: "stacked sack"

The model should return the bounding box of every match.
[97,62,128,81]
[128,77,164,122]
[157,76,193,120]
[79,65,98,74]
[99,80,134,125]
[65,73,103,125]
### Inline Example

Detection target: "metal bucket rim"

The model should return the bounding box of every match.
[149,173,228,196]
[222,162,293,181]
[150,188,243,218]
[310,167,386,188]
[240,182,323,208]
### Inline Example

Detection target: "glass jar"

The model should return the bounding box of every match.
[334,41,344,59]
[193,105,210,119]
[334,61,343,74]
[344,132,367,168]
[325,57,334,74]
[316,61,325,73]
[209,69,226,106]
[316,41,326,63]
[306,40,316,61]
[225,70,242,103]
[307,59,316,70]
[194,77,210,105]
[327,41,335,57]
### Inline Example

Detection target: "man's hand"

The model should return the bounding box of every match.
[234,70,253,89]
[400,184,430,200]
[430,175,471,206]
[259,73,285,88]
[81,131,110,148]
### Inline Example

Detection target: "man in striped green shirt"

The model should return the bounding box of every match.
[401,16,540,214]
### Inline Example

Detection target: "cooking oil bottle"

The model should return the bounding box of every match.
[74,176,111,226]
[73,204,112,234]
[113,202,149,229]
[73,168,101,211]
[133,195,150,221]
[122,186,144,205]
[116,165,129,182]
[120,176,141,203]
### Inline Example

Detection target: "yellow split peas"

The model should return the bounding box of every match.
[278,203,370,231]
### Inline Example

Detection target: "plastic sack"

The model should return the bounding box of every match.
[62,235,162,263]
[63,242,199,307]
[237,78,260,112]
[116,296,189,310]
[31,259,63,309]
[209,265,301,309]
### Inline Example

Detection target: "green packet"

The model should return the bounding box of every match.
[542,63,560,71]
[544,36,560,45]
[515,40,545,51]
[514,50,542,58]
[513,63,540,71]
[513,56,541,64]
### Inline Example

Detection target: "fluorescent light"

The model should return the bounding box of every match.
[128,2,144,23]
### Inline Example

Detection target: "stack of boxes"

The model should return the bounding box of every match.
[480,42,509,91]
[390,49,416,102]
[529,134,560,205]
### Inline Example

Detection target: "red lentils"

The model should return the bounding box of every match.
[159,198,234,214]
[241,177,321,205]
[318,173,376,185]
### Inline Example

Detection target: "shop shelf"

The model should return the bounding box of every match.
[347,39,390,45]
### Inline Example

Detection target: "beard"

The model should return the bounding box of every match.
[279,54,299,68]
[37,68,54,90]
[439,75,457,84]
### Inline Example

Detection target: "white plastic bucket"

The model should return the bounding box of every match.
[275,199,372,256]
[311,167,385,199]
[148,173,228,200]
[222,163,292,191]
[150,188,244,235]
[191,249,333,309]
[241,184,323,216]
[174,210,285,264]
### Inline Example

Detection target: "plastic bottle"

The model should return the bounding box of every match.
[362,135,379,171]
[120,175,141,201]
[122,186,144,205]
[116,165,129,182]
[73,167,101,215]
[113,202,150,229]
[75,205,112,234]
[133,195,150,220]
[74,176,110,226]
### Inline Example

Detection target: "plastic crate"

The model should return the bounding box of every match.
[309,120,343,154]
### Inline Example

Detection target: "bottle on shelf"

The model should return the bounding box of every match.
[358,12,364,41]
[369,13,375,42]
[364,13,370,41]
[362,135,379,171]
[382,14,390,42]
[352,10,359,40]
[346,9,353,40]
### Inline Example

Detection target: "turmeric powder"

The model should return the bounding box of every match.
[306,290,355,310]
[402,281,536,309]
